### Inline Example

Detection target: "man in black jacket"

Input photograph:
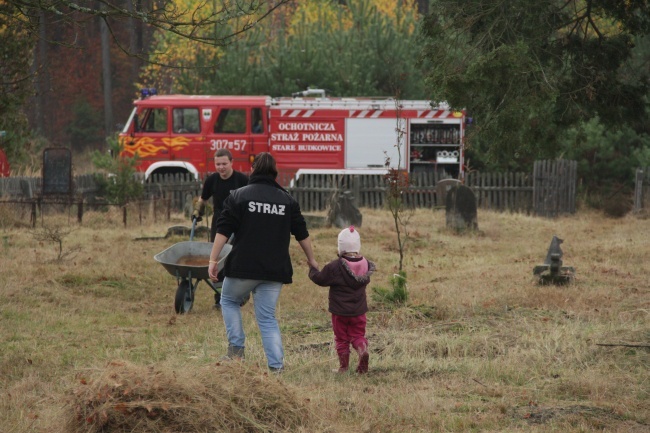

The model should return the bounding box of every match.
[208,153,318,372]
[194,148,249,242]
[193,148,248,308]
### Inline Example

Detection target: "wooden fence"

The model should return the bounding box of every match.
[533,160,577,217]
[0,173,104,200]
[0,161,583,218]
[145,173,202,213]
[288,171,447,212]
[634,166,650,213]
[465,171,533,214]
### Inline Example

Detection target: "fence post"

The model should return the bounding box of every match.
[77,199,83,223]
[31,200,37,227]
[634,168,644,213]
[123,206,127,228]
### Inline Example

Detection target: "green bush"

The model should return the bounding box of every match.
[372,270,408,305]
[92,135,143,206]
[558,116,650,209]
[66,99,103,152]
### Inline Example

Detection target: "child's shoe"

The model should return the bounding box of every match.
[355,345,369,374]
[333,352,349,373]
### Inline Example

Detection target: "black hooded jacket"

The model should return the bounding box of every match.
[215,174,309,284]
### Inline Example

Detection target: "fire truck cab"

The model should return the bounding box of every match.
[119,89,466,182]
[120,91,269,179]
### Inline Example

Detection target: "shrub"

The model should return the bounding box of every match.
[372,270,408,305]
[92,135,143,206]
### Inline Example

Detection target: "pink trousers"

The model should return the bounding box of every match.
[331,313,368,355]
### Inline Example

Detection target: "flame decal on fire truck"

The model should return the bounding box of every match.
[121,136,191,158]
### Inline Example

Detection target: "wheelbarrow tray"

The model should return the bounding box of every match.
[154,241,231,280]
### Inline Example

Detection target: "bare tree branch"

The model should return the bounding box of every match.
[5,0,291,51]
[596,343,650,349]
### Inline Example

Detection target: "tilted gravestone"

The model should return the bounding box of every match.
[303,213,327,229]
[327,190,362,228]
[165,225,210,239]
[543,235,564,265]
[445,184,478,231]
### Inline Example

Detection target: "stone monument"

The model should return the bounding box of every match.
[327,190,362,228]
[445,184,478,231]
[533,235,575,285]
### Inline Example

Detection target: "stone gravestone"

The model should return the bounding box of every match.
[42,147,73,196]
[327,190,362,228]
[436,178,461,207]
[445,184,478,231]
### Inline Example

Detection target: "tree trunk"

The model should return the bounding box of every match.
[34,10,48,135]
[100,13,113,144]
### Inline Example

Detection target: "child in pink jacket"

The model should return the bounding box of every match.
[308,226,376,373]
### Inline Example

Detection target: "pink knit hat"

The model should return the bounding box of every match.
[338,226,361,255]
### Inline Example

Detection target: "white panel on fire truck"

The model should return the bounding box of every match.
[345,118,406,170]
[271,98,436,111]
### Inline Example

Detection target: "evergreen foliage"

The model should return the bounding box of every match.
[420,0,650,177]
[146,0,425,98]
[558,116,650,201]
[372,270,408,305]
[66,99,104,152]
[92,135,143,206]
[0,1,37,167]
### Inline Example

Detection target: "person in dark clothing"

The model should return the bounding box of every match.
[308,226,376,374]
[193,149,248,308]
[194,148,249,242]
[208,152,318,372]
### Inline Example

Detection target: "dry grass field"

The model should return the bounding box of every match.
[0,206,648,432]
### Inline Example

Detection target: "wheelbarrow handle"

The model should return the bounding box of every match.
[190,216,198,241]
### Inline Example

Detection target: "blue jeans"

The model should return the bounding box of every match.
[221,277,284,369]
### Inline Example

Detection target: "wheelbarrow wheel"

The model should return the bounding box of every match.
[174,279,194,314]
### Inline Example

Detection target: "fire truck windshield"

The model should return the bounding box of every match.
[122,108,137,134]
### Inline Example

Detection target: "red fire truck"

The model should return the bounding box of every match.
[119,89,466,182]
[0,149,9,178]
[0,131,10,177]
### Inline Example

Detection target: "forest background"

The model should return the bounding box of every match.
[1,0,650,207]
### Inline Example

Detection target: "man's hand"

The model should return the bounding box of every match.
[192,199,205,222]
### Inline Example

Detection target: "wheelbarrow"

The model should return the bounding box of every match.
[154,218,231,314]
